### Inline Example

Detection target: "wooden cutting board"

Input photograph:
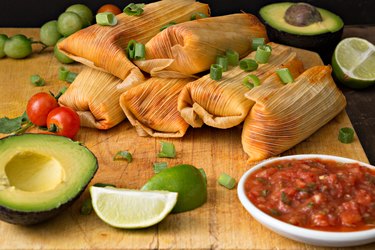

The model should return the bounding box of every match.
[0,28,372,250]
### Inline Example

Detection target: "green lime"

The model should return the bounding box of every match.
[54,38,74,64]
[57,11,83,37]
[66,4,93,27]
[90,186,177,229]
[332,37,375,89]
[4,34,32,59]
[0,34,8,58]
[40,20,62,46]
[141,164,207,213]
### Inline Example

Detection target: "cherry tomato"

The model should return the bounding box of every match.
[26,92,59,126]
[47,107,80,139]
[97,4,122,15]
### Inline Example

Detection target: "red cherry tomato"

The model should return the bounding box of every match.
[46,107,80,139]
[97,4,122,15]
[26,92,59,126]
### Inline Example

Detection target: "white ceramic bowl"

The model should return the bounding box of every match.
[237,154,375,247]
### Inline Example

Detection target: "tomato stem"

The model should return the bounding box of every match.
[48,123,58,133]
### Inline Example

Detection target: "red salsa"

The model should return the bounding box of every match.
[244,158,375,232]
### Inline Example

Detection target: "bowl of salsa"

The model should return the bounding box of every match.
[237,154,375,247]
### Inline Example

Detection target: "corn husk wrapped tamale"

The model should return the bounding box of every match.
[242,65,347,162]
[134,13,268,78]
[59,67,125,130]
[177,43,304,129]
[58,0,209,89]
[119,78,192,138]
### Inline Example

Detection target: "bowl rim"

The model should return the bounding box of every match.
[237,154,375,241]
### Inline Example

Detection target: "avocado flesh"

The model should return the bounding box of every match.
[0,134,98,225]
[259,2,344,36]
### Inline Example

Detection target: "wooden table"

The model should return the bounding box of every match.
[0,27,374,250]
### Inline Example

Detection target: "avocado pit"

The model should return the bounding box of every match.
[284,3,323,27]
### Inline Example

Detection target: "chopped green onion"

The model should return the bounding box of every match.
[153,162,168,173]
[218,173,236,189]
[210,64,223,81]
[93,183,116,188]
[338,127,354,144]
[239,59,258,72]
[270,208,281,216]
[242,74,260,89]
[58,67,69,81]
[281,191,291,205]
[226,49,239,66]
[276,68,294,84]
[160,22,176,31]
[134,42,145,60]
[255,44,272,64]
[96,12,118,26]
[30,74,45,86]
[199,168,207,184]
[216,55,228,72]
[123,3,145,16]
[126,40,137,59]
[113,150,133,162]
[65,72,77,83]
[158,141,176,158]
[307,202,314,208]
[190,12,208,20]
[252,38,265,51]
[80,198,92,215]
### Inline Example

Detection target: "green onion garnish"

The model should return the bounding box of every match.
[65,72,77,83]
[113,150,133,162]
[338,127,354,144]
[239,59,258,72]
[96,12,118,26]
[226,49,239,66]
[123,3,145,16]
[80,198,92,215]
[134,42,145,60]
[255,44,272,64]
[158,141,176,158]
[153,162,168,173]
[199,168,207,184]
[190,12,208,20]
[58,67,69,81]
[216,55,228,72]
[30,74,45,86]
[276,68,294,84]
[93,183,116,188]
[126,40,137,59]
[218,173,236,189]
[252,38,265,51]
[242,74,261,89]
[210,64,223,80]
[160,22,176,31]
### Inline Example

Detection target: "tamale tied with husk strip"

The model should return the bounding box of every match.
[120,78,192,138]
[134,13,268,78]
[58,0,209,89]
[177,43,304,129]
[241,65,347,162]
[59,67,125,130]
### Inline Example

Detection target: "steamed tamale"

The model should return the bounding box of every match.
[177,43,304,129]
[59,67,125,130]
[58,0,209,89]
[242,65,347,162]
[119,78,192,138]
[134,13,268,78]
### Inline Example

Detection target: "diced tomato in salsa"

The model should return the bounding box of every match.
[244,158,375,232]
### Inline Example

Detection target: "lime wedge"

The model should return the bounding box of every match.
[90,186,177,228]
[332,37,375,89]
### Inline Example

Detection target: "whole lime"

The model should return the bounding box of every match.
[66,4,94,27]
[0,34,8,58]
[4,34,32,59]
[54,38,74,64]
[40,20,62,46]
[57,12,83,37]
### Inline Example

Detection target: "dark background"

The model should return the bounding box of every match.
[1,0,375,27]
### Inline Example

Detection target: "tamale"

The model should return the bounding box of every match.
[59,67,125,130]
[134,13,268,78]
[58,0,209,89]
[119,78,192,138]
[177,43,304,129]
[241,65,347,162]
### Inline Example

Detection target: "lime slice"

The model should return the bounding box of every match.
[90,186,177,228]
[332,37,375,89]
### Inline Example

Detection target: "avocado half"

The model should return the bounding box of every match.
[259,2,344,55]
[0,134,98,225]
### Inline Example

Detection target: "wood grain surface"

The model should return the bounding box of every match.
[0,28,373,250]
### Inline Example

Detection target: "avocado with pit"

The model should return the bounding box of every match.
[0,134,98,225]
[259,2,344,55]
